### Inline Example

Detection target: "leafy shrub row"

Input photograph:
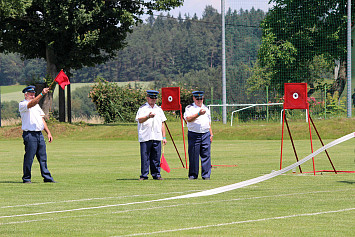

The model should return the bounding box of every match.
[89,80,146,123]
[89,79,196,123]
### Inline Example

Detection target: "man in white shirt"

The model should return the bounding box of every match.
[19,86,55,183]
[184,91,213,180]
[135,90,167,180]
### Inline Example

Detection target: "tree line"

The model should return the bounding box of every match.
[1,0,350,120]
[0,6,266,104]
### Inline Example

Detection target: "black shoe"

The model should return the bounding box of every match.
[44,180,57,183]
[139,177,148,181]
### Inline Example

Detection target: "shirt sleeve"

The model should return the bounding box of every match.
[38,105,45,117]
[135,106,146,122]
[160,108,167,122]
[184,106,192,119]
[19,100,29,114]
[207,109,211,123]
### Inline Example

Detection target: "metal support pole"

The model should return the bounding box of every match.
[0,85,1,127]
[67,84,71,123]
[309,115,337,174]
[164,121,185,168]
[221,0,227,124]
[284,114,303,173]
[324,84,327,119]
[211,87,213,104]
[266,86,269,122]
[347,0,352,117]
[59,86,65,122]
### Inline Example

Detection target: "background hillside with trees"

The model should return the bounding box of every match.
[0,6,265,104]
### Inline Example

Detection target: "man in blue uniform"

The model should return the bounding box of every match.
[19,86,56,183]
[184,91,213,180]
[136,90,167,180]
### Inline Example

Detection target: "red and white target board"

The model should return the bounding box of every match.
[161,87,188,169]
[284,83,308,109]
[280,83,338,175]
[161,87,181,111]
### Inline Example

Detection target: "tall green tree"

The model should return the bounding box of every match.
[251,0,354,97]
[0,0,182,120]
[0,0,183,79]
[0,53,25,85]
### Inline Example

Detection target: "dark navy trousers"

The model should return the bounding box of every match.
[140,140,161,179]
[22,131,53,182]
[188,131,211,179]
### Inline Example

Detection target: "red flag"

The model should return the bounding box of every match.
[55,70,70,90]
[161,87,181,111]
[160,154,170,173]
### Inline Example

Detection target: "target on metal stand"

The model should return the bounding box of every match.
[284,83,308,109]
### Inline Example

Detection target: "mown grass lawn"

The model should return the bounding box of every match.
[0,121,354,236]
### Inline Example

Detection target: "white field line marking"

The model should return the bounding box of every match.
[111,189,354,213]
[0,205,186,225]
[162,132,355,199]
[117,208,355,237]
[0,199,168,219]
[0,190,201,209]
[1,133,353,220]
[0,190,351,226]
[0,189,352,221]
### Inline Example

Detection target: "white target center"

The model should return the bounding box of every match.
[293,93,299,99]
[168,96,173,102]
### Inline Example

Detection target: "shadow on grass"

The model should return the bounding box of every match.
[116,178,140,181]
[337,180,355,185]
[86,123,136,127]
[0,181,23,183]
[116,178,187,181]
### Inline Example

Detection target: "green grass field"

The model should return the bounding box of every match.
[0,121,354,236]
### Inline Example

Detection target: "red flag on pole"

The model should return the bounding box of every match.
[160,154,170,173]
[54,70,70,90]
[161,87,181,111]
[160,145,170,173]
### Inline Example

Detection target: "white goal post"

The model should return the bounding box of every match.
[207,103,283,126]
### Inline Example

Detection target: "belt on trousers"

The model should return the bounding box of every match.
[23,131,42,134]
[188,131,208,135]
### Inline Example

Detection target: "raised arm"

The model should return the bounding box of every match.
[27,88,49,109]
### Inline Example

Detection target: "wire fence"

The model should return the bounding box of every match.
[220,0,350,123]
[207,84,348,124]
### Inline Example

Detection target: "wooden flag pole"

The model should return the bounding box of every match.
[48,80,56,90]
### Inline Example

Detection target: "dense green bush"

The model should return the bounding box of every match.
[89,80,146,123]
[71,86,98,118]
[1,101,20,119]
[177,87,194,115]
[326,92,346,116]
[89,79,201,123]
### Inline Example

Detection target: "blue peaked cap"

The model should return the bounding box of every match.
[146,90,159,99]
[192,91,204,99]
[22,85,36,93]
